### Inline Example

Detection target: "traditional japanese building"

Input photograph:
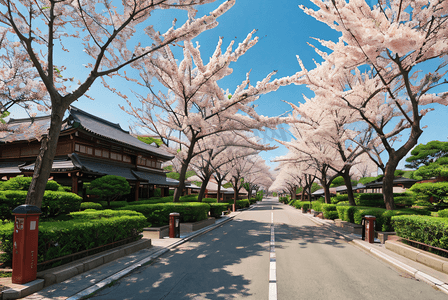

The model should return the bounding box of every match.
[0,106,177,201]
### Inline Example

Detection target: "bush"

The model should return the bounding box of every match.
[355,193,385,207]
[312,201,323,212]
[279,196,289,204]
[336,205,358,223]
[249,198,258,205]
[1,176,61,191]
[179,195,199,202]
[0,190,82,220]
[87,175,131,207]
[394,196,414,207]
[0,213,146,267]
[353,207,431,232]
[392,215,448,251]
[128,197,173,205]
[331,194,349,204]
[226,199,250,209]
[202,198,218,204]
[322,204,338,219]
[209,203,231,218]
[410,182,448,202]
[80,202,103,210]
[292,201,310,210]
[438,209,448,218]
[70,209,144,220]
[117,203,211,227]
[99,201,129,209]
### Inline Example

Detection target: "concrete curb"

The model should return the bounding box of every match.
[65,213,240,300]
[304,213,448,295]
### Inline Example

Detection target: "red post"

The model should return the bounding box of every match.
[12,205,42,284]
[365,215,376,244]
[169,212,180,238]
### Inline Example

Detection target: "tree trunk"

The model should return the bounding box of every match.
[197,173,211,202]
[383,158,400,210]
[382,124,423,210]
[341,169,356,206]
[173,138,196,202]
[322,181,331,204]
[26,105,66,207]
[233,178,238,212]
[292,186,297,200]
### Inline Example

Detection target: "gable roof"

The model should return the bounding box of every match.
[1,107,174,160]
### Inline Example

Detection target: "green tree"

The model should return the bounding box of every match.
[87,175,131,207]
[137,136,163,147]
[411,157,448,180]
[405,141,448,169]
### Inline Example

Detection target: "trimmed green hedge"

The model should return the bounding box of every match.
[355,194,385,207]
[331,194,349,204]
[0,212,146,267]
[0,190,82,220]
[392,215,448,251]
[99,201,129,209]
[70,209,143,220]
[209,203,231,218]
[116,203,210,227]
[410,182,448,202]
[322,204,338,219]
[336,205,358,223]
[312,201,323,212]
[179,195,199,202]
[80,202,103,211]
[226,199,250,209]
[438,209,448,218]
[249,198,258,205]
[292,201,310,210]
[202,198,218,203]
[0,176,61,191]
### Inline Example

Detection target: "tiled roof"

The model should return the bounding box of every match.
[0,161,26,174]
[20,157,78,173]
[69,107,173,160]
[132,170,179,187]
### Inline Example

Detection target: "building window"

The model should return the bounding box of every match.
[95,149,102,157]
[102,150,109,158]
[110,152,122,161]
[123,155,131,163]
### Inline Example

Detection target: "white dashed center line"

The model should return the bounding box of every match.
[269,209,277,300]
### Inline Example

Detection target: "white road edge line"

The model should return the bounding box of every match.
[269,210,277,300]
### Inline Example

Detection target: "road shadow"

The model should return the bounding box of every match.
[89,202,349,300]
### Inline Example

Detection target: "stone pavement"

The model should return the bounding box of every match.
[0,211,241,300]
[301,210,448,295]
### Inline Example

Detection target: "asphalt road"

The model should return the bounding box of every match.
[89,198,447,299]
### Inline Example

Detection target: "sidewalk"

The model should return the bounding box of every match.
[301,211,448,295]
[0,210,243,300]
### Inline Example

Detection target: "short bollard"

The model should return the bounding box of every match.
[169,212,180,238]
[12,204,42,284]
[364,215,376,244]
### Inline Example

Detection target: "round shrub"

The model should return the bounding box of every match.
[87,175,131,207]
[80,202,103,211]
[2,176,61,191]
[209,203,231,218]
[438,209,448,218]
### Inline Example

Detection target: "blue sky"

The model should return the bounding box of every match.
[9,0,448,172]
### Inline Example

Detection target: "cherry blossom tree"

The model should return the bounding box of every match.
[123,26,299,202]
[296,0,448,209]
[0,0,237,207]
[190,132,273,201]
[0,29,48,124]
